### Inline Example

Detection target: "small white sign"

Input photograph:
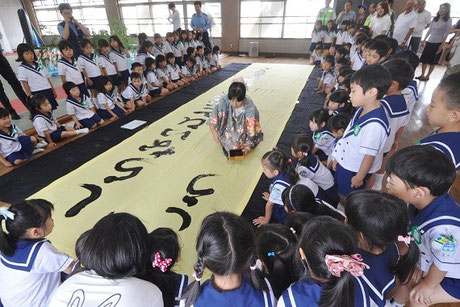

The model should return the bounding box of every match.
[120,120,147,130]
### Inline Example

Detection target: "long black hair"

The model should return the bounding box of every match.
[433,3,450,22]
[109,35,126,51]
[181,212,266,307]
[254,224,299,298]
[290,134,314,168]
[262,149,299,184]
[309,108,330,126]
[345,190,420,283]
[281,184,316,214]
[98,76,114,94]
[0,199,54,257]
[139,40,154,54]
[284,212,314,235]
[299,216,359,307]
[328,90,353,114]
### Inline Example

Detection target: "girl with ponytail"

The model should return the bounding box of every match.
[345,190,420,306]
[253,149,299,226]
[278,216,370,307]
[181,212,275,307]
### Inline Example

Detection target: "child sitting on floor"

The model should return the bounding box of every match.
[156,55,178,90]
[180,58,198,82]
[96,76,127,119]
[121,72,149,111]
[144,57,169,97]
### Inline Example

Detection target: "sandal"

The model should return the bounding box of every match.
[420,76,429,81]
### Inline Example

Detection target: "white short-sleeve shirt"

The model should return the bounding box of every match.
[181,65,196,77]
[335,29,347,45]
[332,106,390,173]
[78,53,101,78]
[122,83,147,101]
[49,270,164,307]
[66,95,95,120]
[97,92,117,110]
[381,94,410,153]
[57,58,84,85]
[196,56,204,71]
[133,52,154,67]
[0,240,73,307]
[402,80,418,114]
[313,127,336,156]
[171,42,183,57]
[153,43,166,57]
[167,63,181,80]
[413,9,432,37]
[0,124,25,158]
[393,11,418,44]
[164,41,174,54]
[169,10,181,31]
[296,155,335,190]
[211,53,219,67]
[370,15,392,38]
[33,112,58,137]
[97,53,117,76]
[269,173,292,206]
[156,67,170,82]
[145,70,160,90]
[311,30,325,44]
[323,30,336,44]
[17,62,51,92]
[110,49,130,72]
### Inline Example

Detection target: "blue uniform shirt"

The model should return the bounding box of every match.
[419,132,460,171]
[191,12,211,31]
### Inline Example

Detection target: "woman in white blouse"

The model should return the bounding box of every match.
[369,2,392,38]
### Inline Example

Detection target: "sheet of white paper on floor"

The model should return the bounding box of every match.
[121,120,147,130]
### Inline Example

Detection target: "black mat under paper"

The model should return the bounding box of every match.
[241,66,324,222]
[1,63,250,203]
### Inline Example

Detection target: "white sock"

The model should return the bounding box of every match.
[76,128,89,135]
[372,173,385,191]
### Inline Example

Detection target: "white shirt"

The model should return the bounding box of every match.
[413,9,432,37]
[97,92,117,110]
[133,52,153,67]
[145,70,160,90]
[49,270,163,307]
[402,80,418,114]
[97,53,117,76]
[211,53,219,67]
[323,30,336,44]
[181,65,196,77]
[122,83,147,101]
[33,112,58,137]
[156,66,170,82]
[296,158,335,190]
[352,52,365,71]
[153,43,166,57]
[109,49,129,72]
[57,58,84,85]
[393,10,418,45]
[449,39,460,67]
[17,62,51,92]
[66,95,95,120]
[370,14,392,38]
[381,95,410,153]
[164,41,174,54]
[171,42,184,57]
[169,10,181,31]
[311,30,325,44]
[168,63,181,80]
[78,54,101,78]
[195,56,204,71]
[335,29,347,45]
[0,240,73,307]
[0,124,25,158]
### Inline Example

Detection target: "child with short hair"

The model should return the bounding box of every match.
[195,46,206,75]
[372,59,414,191]
[328,113,352,140]
[134,40,154,68]
[63,81,103,129]
[96,76,126,119]
[335,46,349,60]
[144,57,170,96]
[0,108,45,167]
[332,64,391,201]
[386,145,460,306]
[392,50,420,114]
[152,33,165,58]
[254,224,298,298]
[204,48,217,73]
[366,40,390,65]
[184,46,196,64]
[121,72,149,110]
[171,31,185,66]
[156,55,178,90]
[164,32,174,54]
[345,190,420,306]
[278,216,370,307]
[181,58,198,82]
[31,95,88,148]
[419,72,460,171]
[148,228,188,307]
[310,20,325,54]
[335,20,349,47]
[327,90,353,115]
[0,199,75,306]
[181,212,274,307]
[78,38,102,100]
[16,43,58,110]
[314,57,335,93]
[253,149,299,226]
[211,46,221,69]
[109,35,130,92]
[310,44,323,65]
[97,39,120,89]
[166,52,186,87]
[57,40,87,99]
[309,108,335,162]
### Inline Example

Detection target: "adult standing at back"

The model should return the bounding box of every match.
[168,3,181,33]
[369,2,392,38]
[191,1,212,49]
[336,1,356,26]
[392,0,417,49]
[417,3,452,81]
[364,3,377,27]
[409,0,431,53]
[317,0,336,27]
[57,3,90,57]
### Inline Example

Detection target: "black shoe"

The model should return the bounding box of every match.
[10,110,20,120]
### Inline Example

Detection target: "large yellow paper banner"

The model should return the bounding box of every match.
[30,63,312,274]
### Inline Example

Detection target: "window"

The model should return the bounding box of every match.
[119,1,221,37]
[240,0,326,39]
[32,0,110,35]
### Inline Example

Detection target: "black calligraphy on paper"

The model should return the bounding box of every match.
[65,184,102,217]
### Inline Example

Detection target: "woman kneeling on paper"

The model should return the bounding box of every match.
[208,79,263,157]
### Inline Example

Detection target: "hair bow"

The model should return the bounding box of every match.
[267,251,276,257]
[303,152,308,157]
[290,227,296,234]
[398,235,412,246]
[250,259,263,271]
[287,158,292,163]
[152,252,173,273]
[325,254,369,277]
[0,207,15,221]
[192,271,201,282]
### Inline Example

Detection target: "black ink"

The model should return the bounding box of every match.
[166,207,192,231]
[180,131,191,140]
[161,128,174,137]
[193,111,211,117]
[104,158,144,183]
[177,117,206,129]
[182,174,216,206]
[65,184,102,217]
[139,139,172,151]
[151,147,175,158]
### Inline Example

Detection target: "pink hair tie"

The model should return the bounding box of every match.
[287,158,292,163]
[303,152,308,157]
[398,235,412,246]
[152,252,173,273]
[325,254,369,277]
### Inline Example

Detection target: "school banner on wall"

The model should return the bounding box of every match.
[31,63,313,274]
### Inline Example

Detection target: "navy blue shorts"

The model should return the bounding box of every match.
[175,57,182,67]
[79,114,102,128]
[108,74,121,86]
[272,205,287,224]
[441,277,460,299]
[5,136,34,164]
[315,149,328,162]
[119,69,130,82]
[32,88,58,110]
[335,164,371,197]
[97,106,125,119]
[50,126,67,143]
[172,78,180,83]
[76,82,89,98]
[149,88,162,96]
[324,184,340,207]
[88,76,103,90]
